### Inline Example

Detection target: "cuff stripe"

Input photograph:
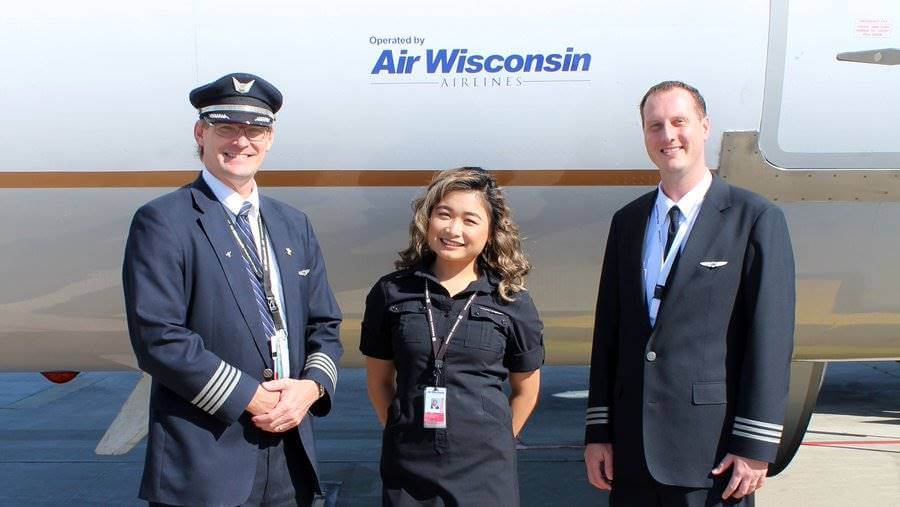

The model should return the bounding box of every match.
[586,407,609,414]
[734,416,783,431]
[734,423,782,438]
[586,419,609,426]
[305,364,336,390]
[199,365,237,413]
[207,369,242,415]
[304,352,337,389]
[191,361,227,406]
[733,429,781,444]
[305,354,337,382]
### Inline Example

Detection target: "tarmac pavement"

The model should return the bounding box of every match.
[0,363,896,506]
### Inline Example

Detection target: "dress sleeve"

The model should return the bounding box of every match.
[503,291,544,372]
[359,280,394,360]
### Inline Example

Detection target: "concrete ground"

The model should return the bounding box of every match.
[0,363,896,506]
[756,362,900,505]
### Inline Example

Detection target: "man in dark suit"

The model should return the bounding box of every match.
[583,81,795,505]
[123,72,342,506]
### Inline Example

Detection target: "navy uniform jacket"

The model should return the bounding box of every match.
[585,175,795,488]
[123,175,342,506]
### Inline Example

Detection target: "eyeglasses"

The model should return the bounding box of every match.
[204,120,272,141]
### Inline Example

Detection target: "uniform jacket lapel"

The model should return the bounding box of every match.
[625,190,657,334]
[655,175,731,325]
[190,177,272,368]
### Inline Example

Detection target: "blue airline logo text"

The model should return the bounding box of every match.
[371,48,591,74]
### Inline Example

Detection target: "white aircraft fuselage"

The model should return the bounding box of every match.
[1,0,898,373]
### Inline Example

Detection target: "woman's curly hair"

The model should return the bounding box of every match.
[395,167,530,301]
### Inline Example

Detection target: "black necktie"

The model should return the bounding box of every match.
[664,206,681,258]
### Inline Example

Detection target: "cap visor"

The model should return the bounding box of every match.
[201,110,274,126]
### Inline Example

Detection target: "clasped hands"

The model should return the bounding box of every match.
[586,444,768,500]
[245,379,320,433]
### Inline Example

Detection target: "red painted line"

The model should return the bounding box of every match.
[802,440,900,447]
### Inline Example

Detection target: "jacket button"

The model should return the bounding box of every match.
[646,351,657,362]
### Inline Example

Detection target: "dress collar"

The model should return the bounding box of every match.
[411,257,496,295]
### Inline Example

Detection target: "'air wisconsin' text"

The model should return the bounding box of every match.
[371,48,591,74]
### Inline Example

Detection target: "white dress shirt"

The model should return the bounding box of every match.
[202,170,290,361]
[642,170,713,326]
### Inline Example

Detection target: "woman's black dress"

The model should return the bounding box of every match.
[360,265,544,506]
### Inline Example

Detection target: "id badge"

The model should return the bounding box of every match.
[423,387,447,429]
[270,329,290,379]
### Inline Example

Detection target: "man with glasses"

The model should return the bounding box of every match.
[123,72,342,506]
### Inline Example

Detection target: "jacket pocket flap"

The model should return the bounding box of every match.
[470,305,510,327]
[692,382,726,405]
[388,301,425,314]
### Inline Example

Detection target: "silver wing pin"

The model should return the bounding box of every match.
[232,77,256,93]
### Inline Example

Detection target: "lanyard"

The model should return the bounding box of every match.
[652,204,688,299]
[223,207,285,333]
[424,280,477,383]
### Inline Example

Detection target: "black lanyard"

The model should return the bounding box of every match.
[424,280,477,385]
[223,207,285,333]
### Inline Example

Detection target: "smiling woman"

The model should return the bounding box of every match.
[359,167,544,506]
[396,166,531,300]
[426,191,490,288]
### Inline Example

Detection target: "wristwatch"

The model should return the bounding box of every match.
[315,381,325,400]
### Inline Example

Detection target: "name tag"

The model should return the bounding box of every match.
[270,329,290,379]
[423,387,447,429]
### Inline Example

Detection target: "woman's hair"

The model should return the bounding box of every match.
[395,166,531,301]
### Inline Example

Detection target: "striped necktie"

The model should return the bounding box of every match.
[235,202,277,342]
